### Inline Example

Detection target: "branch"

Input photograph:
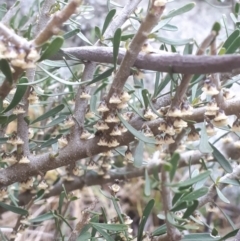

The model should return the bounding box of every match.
[106,1,166,101]
[170,31,216,107]
[1,0,21,26]
[0,97,239,187]
[55,46,240,74]
[33,0,82,46]
[72,0,142,136]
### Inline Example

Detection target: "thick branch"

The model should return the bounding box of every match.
[55,46,240,74]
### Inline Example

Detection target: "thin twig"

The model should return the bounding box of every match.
[1,0,21,26]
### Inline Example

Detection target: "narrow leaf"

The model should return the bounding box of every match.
[209,143,232,173]
[134,140,144,167]
[0,202,28,215]
[2,77,28,113]
[63,28,80,39]
[216,186,230,204]
[182,200,199,219]
[223,29,240,49]
[30,212,54,223]
[0,59,13,84]
[31,104,64,124]
[225,36,240,54]
[102,9,116,35]
[92,225,114,241]
[162,3,196,19]
[90,222,127,231]
[117,113,156,144]
[181,187,208,202]
[169,152,180,181]
[38,36,64,62]
[172,171,211,187]
[112,28,121,68]
[199,124,213,154]
[87,67,114,86]
[137,199,155,241]
[144,169,151,196]
[152,224,167,236]
[94,26,102,39]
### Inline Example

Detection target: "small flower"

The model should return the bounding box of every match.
[108,138,120,147]
[214,110,227,122]
[72,167,81,176]
[232,118,240,132]
[164,134,175,144]
[28,128,34,139]
[80,89,91,99]
[80,129,91,139]
[125,149,133,162]
[165,123,175,136]
[11,58,26,68]
[21,178,33,189]
[234,140,240,149]
[122,112,134,121]
[105,113,120,123]
[58,136,68,148]
[63,116,75,128]
[158,106,168,116]
[155,135,164,145]
[94,120,109,130]
[175,211,183,219]
[173,118,188,128]
[123,215,133,225]
[2,153,17,165]
[202,79,219,96]
[206,123,217,136]
[97,100,109,112]
[141,42,155,54]
[154,0,167,7]
[13,105,25,115]
[3,100,9,108]
[181,102,193,116]
[110,125,122,136]
[141,124,153,137]
[28,91,39,104]
[118,123,127,133]
[109,93,122,104]
[38,180,48,190]
[187,130,200,142]
[109,183,120,193]
[144,108,158,120]
[205,99,219,115]
[223,88,235,100]
[120,91,131,102]
[19,156,30,164]
[85,110,95,118]
[117,102,128,109]
[167,107,182,117]
[100,151,113,157]
[158,121,167,131]
[27,48,40,61]
[97,137,108,146]
[7,134,24,145]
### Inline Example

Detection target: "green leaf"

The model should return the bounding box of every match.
[171,201,188,212]
[181,187,208,202]
[169,153,180,181]
[91,225,114,241]
[102,9,116,35]
[0,137,8,144]
[74,27,93,45]
[134,140,144,167]
[142,89,149,109]
[90,222,127,231]
[2,114,17,128]
[2,77,28,113]
[137,199,155,241]
[117,113,156,144]
[172,171,211,187]
[182,200,199,219]
[94,26,102,39]
[212,22,221,34]
[209,143,232,173]
[223,29,239,50]
[162,24,178,31]
[40,134,62,149]
[87,67,114,86]
[112,28,121,68]
[0,202,28,215]
[38,36,64,62]
[43,115,67,128]
[162,3,195,19]
[0,59,13,84]
[157,36,193,46]
[219,229,239,241]
[216,186,230,204]
[144,169,151,196]
[63,29,80,39]
[225,36,240,54]
[38,65,81,86]
[199,124,213,154]
[219,177,240,186]
[30,212,54,223]
[181,233,219,241]
[58,191,65,214]
[31,104,64,124]
[151,224,167,236]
